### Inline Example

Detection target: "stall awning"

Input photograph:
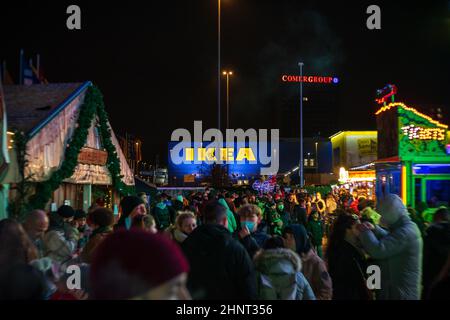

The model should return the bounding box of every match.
[375,156,400,163]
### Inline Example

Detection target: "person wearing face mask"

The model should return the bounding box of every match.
[326,212,373,300]
[152,195,172,231]
[236,204,270,259]
[115,195,147,231]
[276,200,291,230]
[307,211,324,258]
[357,193,423,300]
[265,201,283,236]
[90,229,191,300]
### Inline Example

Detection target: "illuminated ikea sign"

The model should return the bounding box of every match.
[168,143,266,180]
[183,147,257,162]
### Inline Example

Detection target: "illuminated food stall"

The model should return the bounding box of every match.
[375,87,449,208]
[338,165,376,200]
[331,131,377,199]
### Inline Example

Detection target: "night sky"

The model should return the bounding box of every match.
[1,0,449,164]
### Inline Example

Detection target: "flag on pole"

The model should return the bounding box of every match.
[31,54,49,84]
[30,63,48,84]
[20,50,48,85]
[23,58,35,86]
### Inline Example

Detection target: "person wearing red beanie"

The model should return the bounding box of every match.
[90,229,190,300]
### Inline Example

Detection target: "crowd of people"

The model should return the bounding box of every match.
[0,186,449,300]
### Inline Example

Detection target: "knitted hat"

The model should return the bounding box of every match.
[57,205,75,218]
[120,196,145,217]
[90,229,189,299]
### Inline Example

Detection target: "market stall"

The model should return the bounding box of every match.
[375,92,449,208]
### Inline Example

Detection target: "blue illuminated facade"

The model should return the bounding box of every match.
[167,138,333,186]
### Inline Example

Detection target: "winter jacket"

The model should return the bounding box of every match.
[287,203,306,226]
[182,224,256,300]
[254,248,315,300]
[266,207,283,235]
[81,227,113,264]
[307,219,323,247]
[218,198,237,233]
[301,248,333,300]
[288,224,332,300]
[410,212,426,236]
[43,216,78,264]
[278,209,291,230]
[77,225,92,250]
[328,240,372,300]
[172,199,184,213]
[236,225,270,259]
[296,207,308,226]
[422,222,450,298]
[359,194,423,300]
[289,224,312,256]
[152,202,172,230]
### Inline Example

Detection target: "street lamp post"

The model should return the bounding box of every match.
[218,0,221,131]
[223,71,233,129]
[315,141,318,175]
[298,62,304,187]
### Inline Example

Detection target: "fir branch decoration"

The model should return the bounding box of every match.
[27,85,134,210]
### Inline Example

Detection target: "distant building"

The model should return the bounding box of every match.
[118,133,142,176]
[167,138,334,186]
[330,131,377,174]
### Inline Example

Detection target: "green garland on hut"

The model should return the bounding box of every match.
[27,85,134,210]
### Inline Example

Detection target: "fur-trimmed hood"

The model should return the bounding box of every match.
[254,248,302,275]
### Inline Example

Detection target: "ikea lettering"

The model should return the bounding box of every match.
[184,147,257,162]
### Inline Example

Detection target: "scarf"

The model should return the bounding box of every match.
[156,202,167,210]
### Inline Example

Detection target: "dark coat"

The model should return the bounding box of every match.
[289,224,311,255]
[152,203,171,230]
[307,219,324,247]
[278,210,291,230]
[287,204,307,226]
[235,224,270,259]
[182,224,257,300]
[423,222,450,298]
[328,240,372,300]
